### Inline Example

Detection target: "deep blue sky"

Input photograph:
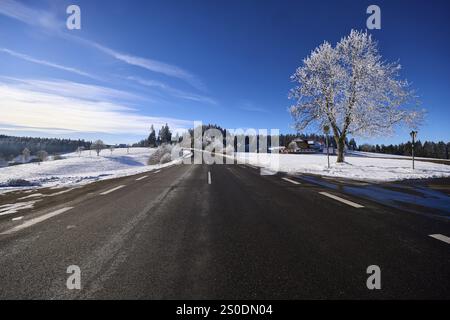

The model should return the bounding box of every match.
[0,0,449,144]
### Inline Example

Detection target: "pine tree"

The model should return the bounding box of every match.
[348,138,357,151]
[148,125,156,147]
[159,124,172,144]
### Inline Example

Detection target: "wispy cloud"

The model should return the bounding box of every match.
[83,40,205,91]
[239,101,269,113]
[127,76,216,105]
[0,78,191,135]
[0,48,100,80]
[0,0,206,91]
[1,77,142,104]
[0,0,60,30]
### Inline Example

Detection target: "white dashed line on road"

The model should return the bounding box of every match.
[12,216,23,221]
[18,193,43,200]
[100,185,126,195]
[282,177,301,185]
[154,170,161,174]
[18,188,75,200]
[208,171,212,184]
[46,188,76,197]
[429,234,450,245]
[135,175,148,181]
[1,207,73,235]
[319,192,364,208]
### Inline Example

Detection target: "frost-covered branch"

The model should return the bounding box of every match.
[289,30,424,162]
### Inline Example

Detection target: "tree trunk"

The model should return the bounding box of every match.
[336,136,345,163]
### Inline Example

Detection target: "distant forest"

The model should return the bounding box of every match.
[134,123,450,160]
[0,135,91,160]
[1,127,449,162]
[358,141,450,160]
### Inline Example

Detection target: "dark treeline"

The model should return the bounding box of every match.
[151,124,354,150]
[279,133,339,148]
[132,123,173,147]
[0,135,92,160]
[358,141,450,159]
[133,123,358,151]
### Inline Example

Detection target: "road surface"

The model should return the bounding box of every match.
[0,163,449,299]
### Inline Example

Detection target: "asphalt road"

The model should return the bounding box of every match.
[0,163,449,299]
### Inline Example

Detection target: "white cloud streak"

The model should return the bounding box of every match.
[0,1,206,91]
[0,48,100,80]
[127,76,216,105]
[0,0,60,30]
[83,40,205,91]
[2,77,142,104]
[239,101,269,113]
[0,78,192,135]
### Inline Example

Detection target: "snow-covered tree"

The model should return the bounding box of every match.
[76,146,85,157]
[92,140,105,156]
[158,124,172,145]
[22,148,30,163]
[288,141,298,151]
[289,30,423,163]
[36,150,48,165]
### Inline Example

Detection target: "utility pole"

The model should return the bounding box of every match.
[410,130,418,170]
[324,125,330,169]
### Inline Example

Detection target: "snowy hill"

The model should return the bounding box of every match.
[0,147,178,192]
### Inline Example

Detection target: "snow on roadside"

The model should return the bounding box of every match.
[0,200,40,216]
[348,150,450,162]
[235,152,450,182]
[0,147,185,193]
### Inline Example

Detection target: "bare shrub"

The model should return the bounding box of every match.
[4,179,39,187]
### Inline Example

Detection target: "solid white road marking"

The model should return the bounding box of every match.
[1,207,73,235]
[429,234,450,245]
[282,177,301,185]
[135,175,148,181]
[208,171,212,184]
[100,185,125,195]
[319,192,364,208]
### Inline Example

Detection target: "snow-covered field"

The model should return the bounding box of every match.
[349,150,450,162]
[1,147,449,193]
[0,147,182,193]
[235,153,450,182]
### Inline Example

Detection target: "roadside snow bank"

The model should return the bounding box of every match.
[235,153,450,182]
[0,147,185,192]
